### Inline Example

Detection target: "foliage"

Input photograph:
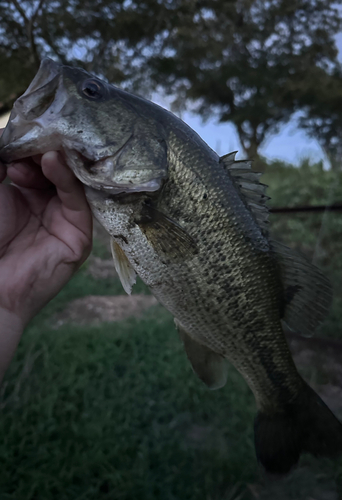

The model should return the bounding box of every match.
[0,0,341,160]
[262,157,342,337]
[297,70,342,170]
[0,0,166,112]
[149,0,342,158]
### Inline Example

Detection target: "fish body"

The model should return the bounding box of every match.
[1,59,341,473]
[87,129,297,412]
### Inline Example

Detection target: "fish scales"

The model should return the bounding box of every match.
[88,122,309,412]
[159,129,300,399]
[1,58,341,474]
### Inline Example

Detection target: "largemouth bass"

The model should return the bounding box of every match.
[1,59,341,473]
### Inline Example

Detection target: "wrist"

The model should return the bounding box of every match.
[0,307,25,383]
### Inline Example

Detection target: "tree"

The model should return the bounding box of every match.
[0,0,169,113]
[297,69,342,170]
[148,0,342,159]
[0,0,341,160]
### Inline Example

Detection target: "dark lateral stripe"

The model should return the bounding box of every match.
[270,203,342,214]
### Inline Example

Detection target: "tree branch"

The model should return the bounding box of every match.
[11,0,45,68]
[32,0,45,22]
[11,0,29,24]
[236,123,248,153]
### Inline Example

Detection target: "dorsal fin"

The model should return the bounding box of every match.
[220,152,270,234]
[271,240,332,337]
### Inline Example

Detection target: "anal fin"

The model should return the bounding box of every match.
[175,319,228,390]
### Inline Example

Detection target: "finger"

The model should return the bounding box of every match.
[41,152,89,212]
[41,151,92,239]
[7,159,53,189]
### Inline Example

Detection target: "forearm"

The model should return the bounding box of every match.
[0,308,24,383]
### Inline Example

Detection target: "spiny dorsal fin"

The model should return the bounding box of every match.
[271,240,332,337]
[110,239,137,295]
[220,152,270,234]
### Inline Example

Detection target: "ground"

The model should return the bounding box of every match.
[54,294,158,326]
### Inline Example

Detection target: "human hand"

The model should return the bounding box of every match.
[0,127,92,379]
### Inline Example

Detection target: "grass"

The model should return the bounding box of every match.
[262,158,342,339]
[1,163,342,499]
[0,256,341,499]
[0,273,257,499]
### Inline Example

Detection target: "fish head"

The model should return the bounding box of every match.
[0,58,167,195]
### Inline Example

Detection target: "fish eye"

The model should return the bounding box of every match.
[81,80,103,99]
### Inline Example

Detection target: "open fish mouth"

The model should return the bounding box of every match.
[0,59,68,162]
[0,58,168,196]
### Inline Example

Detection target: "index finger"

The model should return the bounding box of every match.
[41,151,92,238]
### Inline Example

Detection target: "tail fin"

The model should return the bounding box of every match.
[254,383,342,474]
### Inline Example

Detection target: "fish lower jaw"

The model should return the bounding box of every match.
[83,179,162,200]
[75,171,164,196]
[63,147,163,196]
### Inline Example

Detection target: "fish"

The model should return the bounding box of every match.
[1,58,341,474]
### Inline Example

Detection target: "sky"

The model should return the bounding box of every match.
[176,110,321,164]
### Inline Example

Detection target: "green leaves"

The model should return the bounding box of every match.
[263,158,342,338]
[1,0,341,159]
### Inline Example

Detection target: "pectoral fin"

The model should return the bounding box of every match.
[110,239,136,295]
[136,204,197,262]
[175,319,228,390]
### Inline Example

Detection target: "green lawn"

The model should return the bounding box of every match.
[0,267,257,499]
[0,254,341,499]
[1,161,342,499]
